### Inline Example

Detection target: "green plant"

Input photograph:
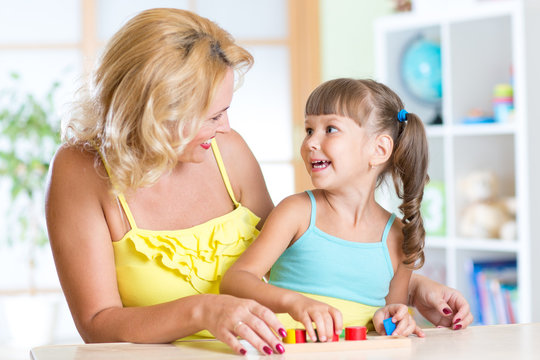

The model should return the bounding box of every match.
[0,73,62,247]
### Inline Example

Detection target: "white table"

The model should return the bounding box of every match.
[30,323,540,360]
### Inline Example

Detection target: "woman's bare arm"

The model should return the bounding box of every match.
[45,146,284,354]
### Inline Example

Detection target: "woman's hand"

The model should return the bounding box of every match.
[201,294,286,355]
[372,304,424,337]
[409,274,473,330]
[287,295,343,343]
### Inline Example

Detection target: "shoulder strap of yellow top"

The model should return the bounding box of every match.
[95,149,138,230]
[211,138,239,208]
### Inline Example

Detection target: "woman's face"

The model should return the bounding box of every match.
[179,68,234,163]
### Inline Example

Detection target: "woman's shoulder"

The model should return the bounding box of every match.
[214,129,251,157]
[213,130,259,178]
[49,144,108,190]
[51,145,97,172]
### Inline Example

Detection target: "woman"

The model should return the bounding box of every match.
[45,8,471,356]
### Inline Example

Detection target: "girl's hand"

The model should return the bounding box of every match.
[372,304,424,337]
[201,294,286,356]
[288,295,343,342]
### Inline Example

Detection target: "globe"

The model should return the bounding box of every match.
[401,38,442,104]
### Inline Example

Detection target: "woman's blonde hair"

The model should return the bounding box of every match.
[305,78,429,269]
[64,8,253,194]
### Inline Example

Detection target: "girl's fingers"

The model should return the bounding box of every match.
[300,314,317,343]
[414,324,425,337]
[310,312,328,341]
[371,309,388,335]
[321,312,334,342]
[393,314,415,336]
[391,305,409,321]
[393,316,407,335]
[329,308,343,336]
[404,317,416,336]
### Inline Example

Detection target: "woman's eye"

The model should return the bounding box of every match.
[211,113,223,121]
[327,126,338,133]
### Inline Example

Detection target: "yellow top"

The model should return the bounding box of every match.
[105,139,260,338]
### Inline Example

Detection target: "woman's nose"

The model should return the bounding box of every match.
[217,115,231,133]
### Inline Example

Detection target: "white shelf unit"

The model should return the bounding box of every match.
[374,0,540,324]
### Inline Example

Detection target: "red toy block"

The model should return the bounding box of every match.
[345,326,367,341]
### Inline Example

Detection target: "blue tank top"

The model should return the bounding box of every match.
[268,190,396,307]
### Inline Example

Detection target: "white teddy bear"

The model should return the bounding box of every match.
[458,171,517,240]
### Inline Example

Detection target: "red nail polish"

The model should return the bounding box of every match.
[278,328,287,337]
[453,318,461,324]
[263,346,273,355]
[276,344,285,354]
[443,307,452,315]
[239,348,247,355]
[454,324,462,330]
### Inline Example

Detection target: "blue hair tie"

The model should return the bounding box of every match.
[397,109,408,122]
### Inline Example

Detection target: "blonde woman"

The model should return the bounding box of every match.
[46,8,471,356]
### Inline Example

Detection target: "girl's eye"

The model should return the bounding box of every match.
[305,128,313,135]
[327,126,338,133]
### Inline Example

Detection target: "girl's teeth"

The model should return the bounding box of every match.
[312,161,330,168]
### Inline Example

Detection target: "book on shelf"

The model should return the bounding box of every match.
[466,258,518,325]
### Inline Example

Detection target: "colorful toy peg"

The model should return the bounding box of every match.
[383,317,396,335]
[294,329,307,343]
[283,329,296,344]
[344,326,367,341]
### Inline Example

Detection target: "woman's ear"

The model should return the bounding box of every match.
[370,134,393,167]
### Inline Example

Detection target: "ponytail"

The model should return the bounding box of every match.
[391,112,429,269]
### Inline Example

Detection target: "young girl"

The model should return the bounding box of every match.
[221,78,429,343]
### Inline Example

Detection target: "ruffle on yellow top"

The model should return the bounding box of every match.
[113,205,260,308]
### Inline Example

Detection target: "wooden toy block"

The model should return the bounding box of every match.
[283,329,296,344]
[344,326,367,340]
[383,317,396,335]
[295,329,307,343]
[282,334,411,353]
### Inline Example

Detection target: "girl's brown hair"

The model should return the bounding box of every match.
[64,8,253,194]
[305,78,429,269]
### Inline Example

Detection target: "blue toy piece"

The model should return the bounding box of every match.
[383,317,396,336]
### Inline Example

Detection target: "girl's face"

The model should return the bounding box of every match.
[301,114,373,190]
[178,68,234,163]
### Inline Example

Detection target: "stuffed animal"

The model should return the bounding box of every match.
[458,171,517,240]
